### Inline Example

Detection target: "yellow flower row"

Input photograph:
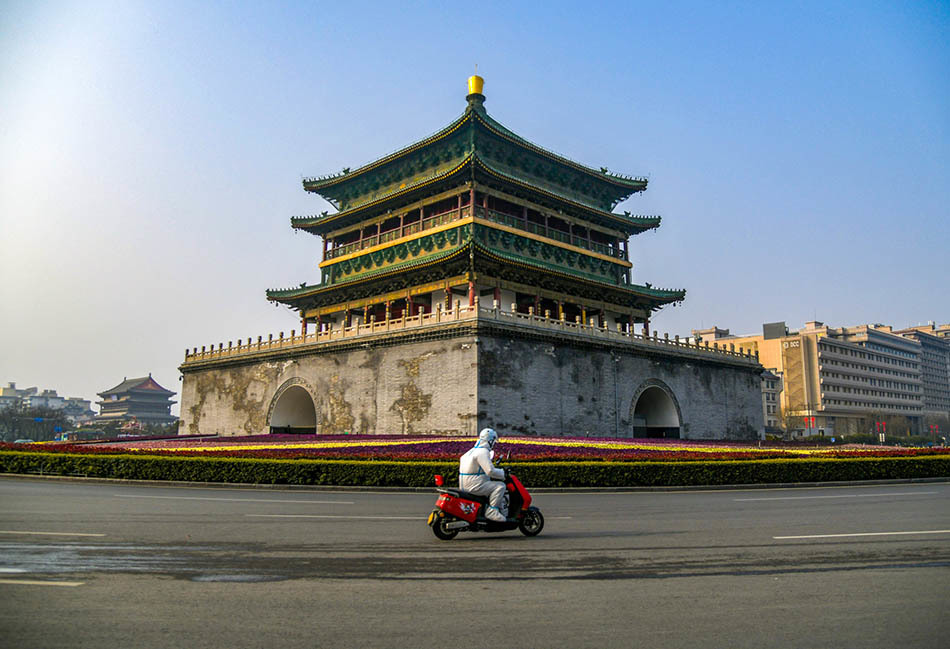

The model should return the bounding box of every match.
[138,436,835,455]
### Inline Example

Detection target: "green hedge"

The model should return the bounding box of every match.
[1,451,948,487]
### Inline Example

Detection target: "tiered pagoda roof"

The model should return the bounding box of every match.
[98,375,175,398]
[95,375,177,425]
[293,92,656,235]
[268,77,685,317]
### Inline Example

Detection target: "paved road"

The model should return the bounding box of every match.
[1,476,948,648]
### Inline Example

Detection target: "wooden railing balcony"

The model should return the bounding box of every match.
[322,205,628,262]
[324,206,471,260]
[474,206,627,260]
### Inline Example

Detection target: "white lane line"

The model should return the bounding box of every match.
[115,495,353,505]
[775,530,950,540]
[247,514,421,520]
[737,492,936,502]
[0,530,106,537]
[0,579,84,587]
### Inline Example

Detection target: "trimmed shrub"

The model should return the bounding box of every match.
[1,451,947,487]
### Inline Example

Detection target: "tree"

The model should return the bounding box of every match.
[0,404,72,442]
[780,400,809,439]
[923,413,950,445]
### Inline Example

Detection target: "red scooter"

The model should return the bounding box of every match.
[427,468,544,540]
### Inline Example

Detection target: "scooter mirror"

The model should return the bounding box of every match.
[434,474,444,487]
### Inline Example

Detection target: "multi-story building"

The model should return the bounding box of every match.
[894,324,950,421]
[0,382,37,410]
[62,397,96,425]
[694,321,925,437]
[24,389,65,410]
[761,369,783,433]
[929,323,950,339]
[0,383,95,423]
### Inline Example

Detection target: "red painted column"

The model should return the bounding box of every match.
[468,281,475,307]
[643,318,650,336]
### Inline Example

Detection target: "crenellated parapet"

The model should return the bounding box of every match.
[181,301,753,369]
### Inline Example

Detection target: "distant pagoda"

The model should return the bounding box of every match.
[95,375,177,426]
[267,75,684,333]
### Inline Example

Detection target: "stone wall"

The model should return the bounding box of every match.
[179,320,764,439]
[476,332,764,439]
[179,333,478,437]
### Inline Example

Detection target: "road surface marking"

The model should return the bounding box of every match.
[774,529,950,540]
[116,494,353,505]
[0,530,106,537]
[737,492,935,502]
[0,579,84,587]
[247,514,421,520]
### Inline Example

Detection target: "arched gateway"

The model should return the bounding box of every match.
[630,380,682,439]
[268,381,317,434]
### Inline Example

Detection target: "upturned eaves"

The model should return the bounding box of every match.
[302,104,648,212]
[293,153,660,236]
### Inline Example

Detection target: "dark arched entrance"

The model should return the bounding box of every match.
[631,384,681,439]
[269,385,317,434]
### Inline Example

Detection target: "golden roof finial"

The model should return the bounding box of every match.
[467,65,484,97]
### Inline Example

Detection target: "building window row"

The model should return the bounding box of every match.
[864,342,917,359]
[824,398,922,411]
[819,345,919,370]
[824,384,920,400]
[821,359,918,380]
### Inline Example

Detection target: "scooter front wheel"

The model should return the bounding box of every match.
[431,514,460,540]
[518,507,544,537]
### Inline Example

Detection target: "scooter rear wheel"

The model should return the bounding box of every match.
[432,515,460,540]
[518,508,544,537]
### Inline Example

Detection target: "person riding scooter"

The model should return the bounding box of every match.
[458,428,508,522]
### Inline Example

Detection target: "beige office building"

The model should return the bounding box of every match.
[693,321,924,437]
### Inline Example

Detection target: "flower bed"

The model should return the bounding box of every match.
[10,435,948,463]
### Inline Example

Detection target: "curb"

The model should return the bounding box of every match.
[2,472,947,493]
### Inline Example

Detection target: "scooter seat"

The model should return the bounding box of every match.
[439,488,489,504]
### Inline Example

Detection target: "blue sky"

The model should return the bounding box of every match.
[1,1,947,412]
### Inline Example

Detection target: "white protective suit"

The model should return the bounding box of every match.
[459,428,508,522]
